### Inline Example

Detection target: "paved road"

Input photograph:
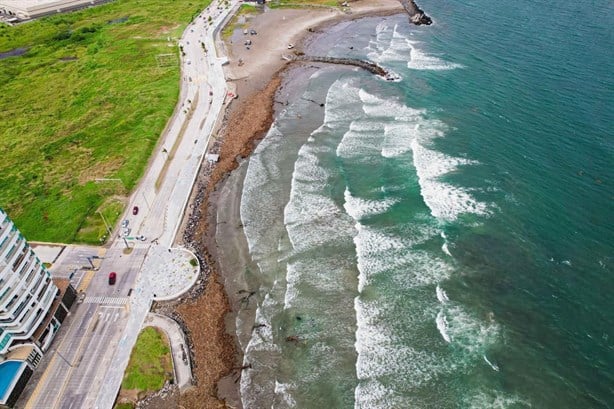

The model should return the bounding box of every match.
[24,1,240,408]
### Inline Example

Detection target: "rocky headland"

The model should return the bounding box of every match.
[399,0,433,25]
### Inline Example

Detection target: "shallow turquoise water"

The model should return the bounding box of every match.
[237,2,613,407]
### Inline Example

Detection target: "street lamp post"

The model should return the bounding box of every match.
[97,211,113,237]
[141,191,151,211]
[85,256,95,270]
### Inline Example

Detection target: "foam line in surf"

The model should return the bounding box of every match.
[436,311,452,342]
[407,40,464,71]
[343,188,398,220]
[436,285,449,303]
[411,138,489,220]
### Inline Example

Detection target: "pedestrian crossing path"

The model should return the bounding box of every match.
[83,296,130,305]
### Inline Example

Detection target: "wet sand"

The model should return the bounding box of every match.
[173,1,403,408]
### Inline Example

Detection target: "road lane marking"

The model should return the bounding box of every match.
[77,270,95,293]
[51,306,101,409]
[83,296,130,305]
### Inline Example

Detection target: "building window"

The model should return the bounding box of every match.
[0,332,12,350]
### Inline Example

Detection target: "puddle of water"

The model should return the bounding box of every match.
[0,47,27,60]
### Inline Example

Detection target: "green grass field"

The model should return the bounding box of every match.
[121,327,173,394]
[0,0,211,243]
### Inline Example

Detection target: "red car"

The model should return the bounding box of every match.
[108,272,117,285]
[132,206,139,215]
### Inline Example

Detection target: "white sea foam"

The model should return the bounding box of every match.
[464,390,532,409]
[483,354,500,372]
[371,21,392,55]
[354,379,392,409]
[440,231,453,256]
[442,242,452,256]
[284,79,364,255]
[436,285,449,303]
[336,119,384,159]
[283,78,360,308]
[343,188,398,220]
[354,296,449,408]
[358,90,478,210]
[366,22,413,66]
[244,295,278,352]
[352,222,446,291]
[274,381,296,407]
[412,138,489,220]
[284,258,354,309]
[436,311,452,342]
[407,40,464,71]
[440,305,500,354]
[390,250,453,290]
[285,191,352,254]
[381,122,415,158]
[241,294,283,408]
[241,125,286,255]
[322,78,361,125]
[355,90,430,161]
[359,89,425,121]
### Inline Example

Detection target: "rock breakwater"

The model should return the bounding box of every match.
[285,54,398,80]
[398,0,432,25]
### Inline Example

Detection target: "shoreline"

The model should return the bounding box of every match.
[173,1,403,407]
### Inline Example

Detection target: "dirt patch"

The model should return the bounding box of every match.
[78,156,125,185]
[156,24,181,36]
[118,388,140,403]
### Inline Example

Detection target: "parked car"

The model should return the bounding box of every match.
[132,206,139,215]
[108,272,117,285]
[250,29,257,35]
[121,219,129,228]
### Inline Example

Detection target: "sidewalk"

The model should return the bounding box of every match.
[144,313,193,390]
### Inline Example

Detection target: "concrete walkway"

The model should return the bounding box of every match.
[141,246,200,301]
[144,313,193,390]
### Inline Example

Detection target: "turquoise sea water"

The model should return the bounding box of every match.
[236,1,613,407]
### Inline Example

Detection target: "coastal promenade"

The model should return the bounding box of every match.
[23,1,240,408]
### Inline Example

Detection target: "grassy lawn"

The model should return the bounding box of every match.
[120,327,173,399]
[0,0,211,244]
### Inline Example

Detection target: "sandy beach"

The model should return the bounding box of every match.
[172,1,403,408]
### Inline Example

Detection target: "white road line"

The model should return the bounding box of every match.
[83,296,130,305]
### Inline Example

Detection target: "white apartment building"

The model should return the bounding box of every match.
[0,0,111,21]
[0,208,76,408]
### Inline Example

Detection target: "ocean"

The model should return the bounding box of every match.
[233,1,613,407]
